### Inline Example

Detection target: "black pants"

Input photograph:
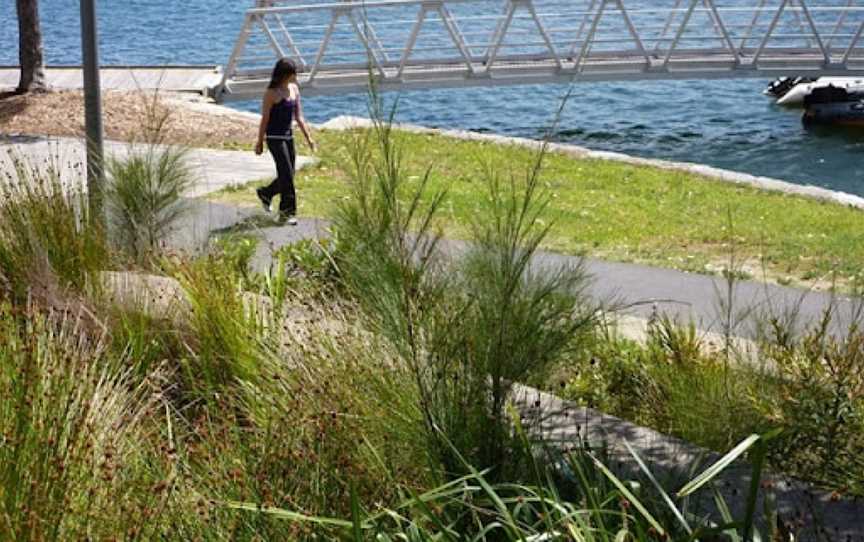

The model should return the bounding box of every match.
[262,138,296,216]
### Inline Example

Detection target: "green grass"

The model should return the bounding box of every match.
[210,128,864,289]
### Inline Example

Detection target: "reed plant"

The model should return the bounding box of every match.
[457,157,596,477]
[0,150,106,303]
[0,300,175,540]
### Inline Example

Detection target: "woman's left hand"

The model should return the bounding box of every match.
[308,139,318,153]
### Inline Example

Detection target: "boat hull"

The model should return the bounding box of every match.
[802,86,864,127]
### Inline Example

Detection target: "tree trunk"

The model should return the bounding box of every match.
[16,0,47,93]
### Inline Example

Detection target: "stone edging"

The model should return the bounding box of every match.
[513,383,864,538]
[320,115,864,212]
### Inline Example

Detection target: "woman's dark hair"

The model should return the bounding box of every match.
[267,58,297,89]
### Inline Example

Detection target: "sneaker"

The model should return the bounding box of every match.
[277,213,298,226]
[256,188,272,212]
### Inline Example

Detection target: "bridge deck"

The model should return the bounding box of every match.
[214,0,864,101]
[0,66,223,95]
[223,49,864,98]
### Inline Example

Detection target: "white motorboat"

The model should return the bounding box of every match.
[767,77,864,107]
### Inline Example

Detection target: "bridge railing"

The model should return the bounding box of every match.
[215,0,864,100]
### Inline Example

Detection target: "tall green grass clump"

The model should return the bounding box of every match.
[0,300,175,540]
[187,309,430,539]
[106,144,193,264]
[0,151,107,303]
[166,251,263,400]
[105,88,195,264]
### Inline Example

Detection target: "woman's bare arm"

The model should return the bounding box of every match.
[292,84,317,152]
[256,90,274,154]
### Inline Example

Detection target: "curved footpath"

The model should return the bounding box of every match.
[266,115,863,341]
[240,215,859,341]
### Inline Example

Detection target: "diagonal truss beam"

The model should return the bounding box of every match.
[752,0,830,65]
[661,0,741,66]
[842,21,864,64]
[399,1,476,77]
[485,0,563,71]
[308,6,389,82]
[574,0,650,72]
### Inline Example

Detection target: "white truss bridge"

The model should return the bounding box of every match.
[214,0,864,100]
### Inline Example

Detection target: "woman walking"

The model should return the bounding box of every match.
[255,58,316,225]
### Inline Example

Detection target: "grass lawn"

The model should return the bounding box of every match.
[208,127,864,290]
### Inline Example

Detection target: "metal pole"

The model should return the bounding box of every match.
[80,0,104,222]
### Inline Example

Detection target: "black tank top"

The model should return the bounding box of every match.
[266,90,295,138]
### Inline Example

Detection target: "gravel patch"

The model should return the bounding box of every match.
[0,89,258,148]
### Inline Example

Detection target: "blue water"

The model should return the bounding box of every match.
[2,1,862,195]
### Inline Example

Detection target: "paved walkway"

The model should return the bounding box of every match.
[0,66,222,94]
[0,134,318,198]
[229,214,859,342]
[4,133,856,340]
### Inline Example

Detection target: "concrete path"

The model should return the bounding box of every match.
[225,214,859,342]
[0,66,222,94]
[0,133,320,256]
[0,134,318,198]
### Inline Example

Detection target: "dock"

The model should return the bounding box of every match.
[0,65,223,95]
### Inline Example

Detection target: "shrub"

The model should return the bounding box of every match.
[106,143,193,264]
[758,307,864,495]
[561,330,656,424]
[448,164,596,478]
[332,104,596,481]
